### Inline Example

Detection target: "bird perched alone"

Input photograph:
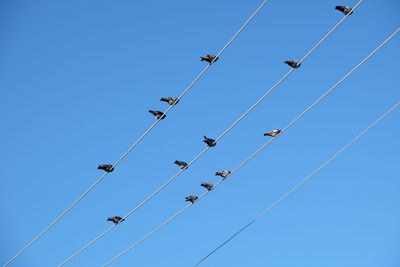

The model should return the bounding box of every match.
[264,129,281,137]
[203,136,216,147]
[335,5,353,15]
[284,60,301,68]
[174,160,188,170]
[201,183,214,191]
[185,195,198,203]
[200,54,219,64]
[107,216,124,224]
[149,110,166,120]
[215,170,231,179]
[97,164,114,172]
[160,97,179,105]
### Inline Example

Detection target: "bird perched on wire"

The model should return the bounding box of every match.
[335,5,353,15]
[264,129,281,137]
[97,164,114,172]
[185,195,198,203]
[201,183,214,191]
[200,54,219,64]
[149,110,166,120]
[284,60,301,68]
[174,160,188,170]
[107,216,124,224]
[203,136,216,147]
[160,97,179,105]
[215,170,231,179]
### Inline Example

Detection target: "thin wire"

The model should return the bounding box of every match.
[102,25,398,267]
[58,3,365,265]
[194,102,400,266]
[3,1,276,266]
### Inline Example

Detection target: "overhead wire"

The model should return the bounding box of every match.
[57,1,365,265]
[102,25,399,267]
[194,101,400,266]
[3,0,275,265]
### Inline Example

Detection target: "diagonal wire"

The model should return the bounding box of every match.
[194,101,399,266]
[102,25,398,267]
[3,0,276,266]
[58,2,366,265]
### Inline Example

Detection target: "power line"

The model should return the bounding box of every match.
[101,26,398,267]
[58,2,364,265]
[3,1,275,266]
[194,101,399,266]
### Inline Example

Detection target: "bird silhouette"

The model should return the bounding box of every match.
[149,110,166,120]
[215,170,231,179]
[264,129,282,137]
[185,195,198,203]
[201,183,214,191]
[174,160,188,170]
[203,136,216,147]
[284,60,301,68]
[335,5,353,15]
[97,164,114,172]
[200,54,219,64]
[160,97,179,105]
[107,216,124,224]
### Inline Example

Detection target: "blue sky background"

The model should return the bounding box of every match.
[0,0,399,266]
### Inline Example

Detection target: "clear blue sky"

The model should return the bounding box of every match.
[0,0,399,266]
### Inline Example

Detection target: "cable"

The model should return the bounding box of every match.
[194,101,399,266]
[3,1,277,266]
[101,26,399,267]
[57,3,365,265]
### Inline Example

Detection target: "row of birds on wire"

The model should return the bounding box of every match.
[3,3,360,266]
[98,3,353,227]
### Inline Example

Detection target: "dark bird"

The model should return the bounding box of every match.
[160,97,179,105]
[284,60,301,68]
[97,164,114,172]
[149,110,166,120]
[264,129,281,137]
[200,54,219,64]
[335,5,353,15]
[215,170,231,179]
[201,183,214,191]
[185,195,198,203]
[203,136,216,147]
[107,216,124,224]
[174,160,188,170]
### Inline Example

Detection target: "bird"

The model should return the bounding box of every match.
[200,54,219,64]
[149,110,166,120]
[174,160,188,170]
[215,170,231,179]
[185,195,198,203]
[107,216,124,224]
[203,136,216,147]
[97,164,114,172]
[335,5,353,15]
[264,129,281,137]
[284,60,301,68]
[201,183,214,191]
[160,97,179,105]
